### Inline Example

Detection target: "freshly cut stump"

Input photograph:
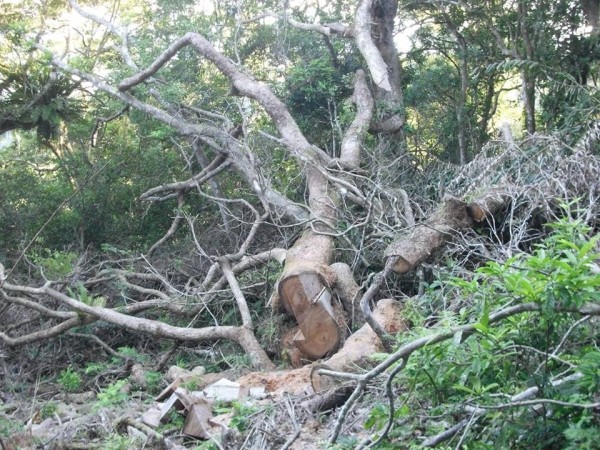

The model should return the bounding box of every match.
[279,270,340,359]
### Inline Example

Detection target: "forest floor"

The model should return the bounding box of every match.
[2,361,374,449]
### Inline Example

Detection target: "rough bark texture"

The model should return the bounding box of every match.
[385,197,473,273]
[466,188,511,223]
[370,0,405,136]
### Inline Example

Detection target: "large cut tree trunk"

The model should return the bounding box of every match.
[278,233,340,359]
[277,71,374,360]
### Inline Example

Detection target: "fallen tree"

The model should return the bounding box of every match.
[385,188,513,274]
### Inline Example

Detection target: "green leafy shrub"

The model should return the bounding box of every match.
[144,371,162,393]
[363,217,600,448]
[103,433,139,450]
[40,402,58,419]
[95,380,129,409]
[58,367,82,393]
[31,250,77,279]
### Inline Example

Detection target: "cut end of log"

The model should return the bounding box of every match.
[279,270,341,359]
[294,309,340,359]
[466,203,487,222]
[391,256,412,274]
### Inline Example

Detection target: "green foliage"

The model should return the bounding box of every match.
[466,217,600,315]
[181,378,201,391]
[563,415,600,450]
[144,371,162,393]
[326,436,359,450]
[191,442,219,450]
[67,283,107,307]
[404,55,461,162]
[0,404,23,437]
[95,380,129,409]
[115,346,146,363]
[84,361,109,376]
[157,410,185,433]
[230,402,258,432]
[103,433,139,450]
[58,367,82,393]
[364,217,600,448]
[31,249,77,279]
[577,351,600,395]
[39,401,59,420]
[214,401,261,433]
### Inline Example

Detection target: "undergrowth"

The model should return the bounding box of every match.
[358,216,600,449]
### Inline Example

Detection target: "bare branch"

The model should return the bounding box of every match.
[339,70,374,170]
[218,258,253,329]
[118,33,330,166]
[355,0,392,91]
[2,282,273,368]
[146,193,185,256]
[0,316,90,346]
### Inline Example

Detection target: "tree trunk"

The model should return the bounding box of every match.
[521,71,536,134]
[454,32,469,164]
[277,71,374,360]
[385,190,511,274]
[519,1,536,134]
[368,0,406,138]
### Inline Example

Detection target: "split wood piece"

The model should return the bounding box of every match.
[385,190,511,274]
[237,298,406,399]
[310,298,407,393]
[278,232,341,360]
[183,401,213,439]
[203,378,248,402]
[158,388,189,423]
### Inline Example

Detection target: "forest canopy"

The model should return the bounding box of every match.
[1,0,599,448]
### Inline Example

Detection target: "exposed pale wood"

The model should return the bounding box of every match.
[355,0,392,91]
[466,188,511,222]
[311,298,407,392]
[183,403,213,439]
[237,298,406,398]
[339,70,373,169]
[329,262,363,324]
[279,266,341,359]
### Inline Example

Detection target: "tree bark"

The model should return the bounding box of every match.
[519,0,536,134]
[277,71,374,360]
[582,0,600,34]
[385,190,511,274]
[369,0,406,137]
